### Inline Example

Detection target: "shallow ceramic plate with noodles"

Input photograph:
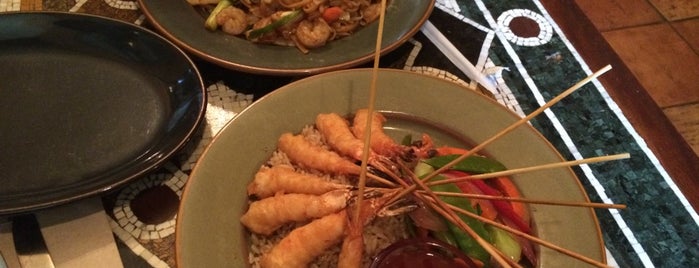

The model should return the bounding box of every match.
[176,69,605,267]
[138,0,435,76]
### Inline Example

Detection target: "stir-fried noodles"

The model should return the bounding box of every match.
[188,0,387,53]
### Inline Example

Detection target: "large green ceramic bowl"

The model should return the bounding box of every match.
[138,0,435,76]
[176,69,606,267]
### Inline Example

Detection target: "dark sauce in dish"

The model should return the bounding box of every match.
[370,238,477,268]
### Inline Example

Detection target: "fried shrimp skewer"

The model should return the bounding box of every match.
[351,109,407,157]
[316,112,378,162]
[260,210,348,268]
[316,112,406,184]
[278,132,362,174]
[247,165,351,198]
[277,132,397,187]
[240,189,350,235]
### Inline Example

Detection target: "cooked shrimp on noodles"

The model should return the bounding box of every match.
[189,0,390,53]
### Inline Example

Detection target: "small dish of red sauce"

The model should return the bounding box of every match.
[370,237,478,268]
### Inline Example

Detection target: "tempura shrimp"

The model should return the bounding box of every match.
[278,132,399,187]
[260,210,348,268]
[351,109,407,157]
[295,18,334,49]
[316,113,376,162]
[240,189,350,235]
[216,6,248,35]
[278,132,362,175]
[247,165,350,198]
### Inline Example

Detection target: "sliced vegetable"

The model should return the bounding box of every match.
[205,0,234,31]
[501,217,539,267]
[321,6,344,23]
[491,176,530,225]
[246,9,303,40]
[487,225,522,263]
[423,154,506,174]
[431,228,459,247]
[434,145,470,156]
[442,172,498,221]
[447,171,531,234]
[415,162,492,265]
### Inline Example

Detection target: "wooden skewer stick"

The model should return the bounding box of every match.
[390,65,615,204]
[427,153,630,185]
[355,0,388,223]
[418,193,612,268]
[421,190,627,209]
[419,65,613,184]
[390,152,628,205]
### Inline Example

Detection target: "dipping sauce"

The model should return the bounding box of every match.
[370,238,477,268]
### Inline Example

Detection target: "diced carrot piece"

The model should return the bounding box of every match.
[435,146,470,156]
[322,6,344,23]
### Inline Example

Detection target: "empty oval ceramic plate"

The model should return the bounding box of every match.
[177,69,605,267]
[0,12,206,214]
[138,0,435,76]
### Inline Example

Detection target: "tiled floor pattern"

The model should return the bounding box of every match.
[576,0,699,157]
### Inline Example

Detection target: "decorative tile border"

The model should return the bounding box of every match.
[496,8,553,47]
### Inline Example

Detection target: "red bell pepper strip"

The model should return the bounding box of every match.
[491,176,530,225]
[435,145,470,156]
[445,170,531,234]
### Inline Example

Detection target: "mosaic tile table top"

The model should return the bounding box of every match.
[1,0,698,267]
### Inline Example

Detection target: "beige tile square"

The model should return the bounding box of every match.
[602,23,699,107]
[576,0,663,31]
[649,0,699,21]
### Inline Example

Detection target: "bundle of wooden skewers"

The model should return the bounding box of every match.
[349,1,626,267]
